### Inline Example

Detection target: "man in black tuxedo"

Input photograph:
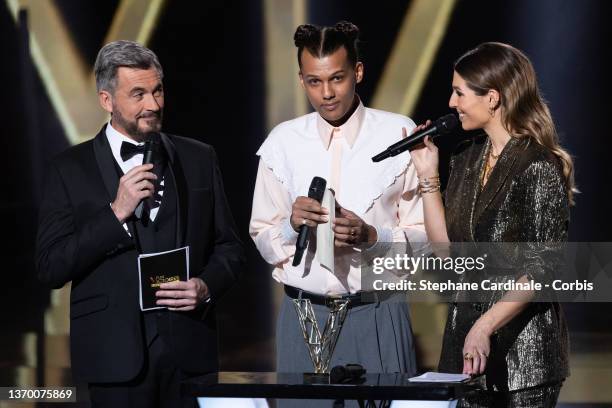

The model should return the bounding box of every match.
[36,40,244,407]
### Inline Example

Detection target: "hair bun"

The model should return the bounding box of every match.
[334,21,359,41]
[294,24,320,47]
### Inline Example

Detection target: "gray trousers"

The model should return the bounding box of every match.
[276,292,417,407]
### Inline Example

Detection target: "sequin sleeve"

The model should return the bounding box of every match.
[516,157,569,284]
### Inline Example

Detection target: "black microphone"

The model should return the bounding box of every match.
[330,364,366,384]
[292,177,327,267]
[142,133,162,166]
[371,113,459,162]
[135,133,163,219]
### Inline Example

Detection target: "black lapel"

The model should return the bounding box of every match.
[93,125,141,245]
[93,124,118,202]
[160,133,188,247]
[473,137,521,228]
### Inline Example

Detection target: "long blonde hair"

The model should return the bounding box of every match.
[455,42,577,204]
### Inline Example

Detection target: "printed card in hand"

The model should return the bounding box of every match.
[138,246,189,311]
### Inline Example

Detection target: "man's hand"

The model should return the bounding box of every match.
[290,196,329,232]
[155,278,209,311]
[111,163,157,223]
[333,205,377,248]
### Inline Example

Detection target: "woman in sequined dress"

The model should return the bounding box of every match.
[410,42,577,407]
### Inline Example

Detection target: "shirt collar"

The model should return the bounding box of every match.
[316,98,365,150]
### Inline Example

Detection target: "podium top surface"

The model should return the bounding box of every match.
[182,372,480,401]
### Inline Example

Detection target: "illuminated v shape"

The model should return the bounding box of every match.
[5,0,165,145]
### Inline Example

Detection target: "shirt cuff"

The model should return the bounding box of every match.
[281,217,299,244]
[110,202,132,237]
[363,225,393,256]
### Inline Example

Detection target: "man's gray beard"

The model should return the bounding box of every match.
[112,107,162,141]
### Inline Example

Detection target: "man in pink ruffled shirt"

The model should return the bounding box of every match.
[249,21,426,407]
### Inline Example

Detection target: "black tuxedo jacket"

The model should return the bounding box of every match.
[36,126,245,383]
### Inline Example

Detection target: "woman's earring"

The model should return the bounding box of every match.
[488,106,495,117]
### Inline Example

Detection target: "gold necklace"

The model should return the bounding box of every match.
[481,149,497,187]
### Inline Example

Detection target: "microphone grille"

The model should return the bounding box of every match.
[143,132,165,164]
[146,132,161,143]
[308,177,327,201]
[436,114,459,134]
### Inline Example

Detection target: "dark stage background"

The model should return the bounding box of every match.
[1,0,611,404]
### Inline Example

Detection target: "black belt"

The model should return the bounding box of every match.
[284,285,398,308]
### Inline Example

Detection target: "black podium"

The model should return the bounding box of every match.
[182,372,479,405]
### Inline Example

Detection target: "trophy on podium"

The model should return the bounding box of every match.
[292,297,350,381]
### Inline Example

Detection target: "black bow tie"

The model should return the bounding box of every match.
[120,142,146,162]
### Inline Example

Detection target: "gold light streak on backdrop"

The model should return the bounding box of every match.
[371,0,456,115]
[264,0,307,131]
[5,0,166,145]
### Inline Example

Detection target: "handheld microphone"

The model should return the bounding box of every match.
[135,133,162,219]
[372,113,459,162]
[330,364,366,384]
[292,177,327,267]
[142,136,160,166]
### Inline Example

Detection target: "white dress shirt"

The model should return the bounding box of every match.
[105,121,164,224]
[249,102,427,295]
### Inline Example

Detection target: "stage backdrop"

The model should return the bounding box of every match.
[1,0,610,405]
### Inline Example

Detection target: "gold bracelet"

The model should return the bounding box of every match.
[418,174,441,194]
[419,185,441,194]
[418,175,440,181]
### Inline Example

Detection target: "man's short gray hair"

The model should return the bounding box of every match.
[94,40,163,93]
